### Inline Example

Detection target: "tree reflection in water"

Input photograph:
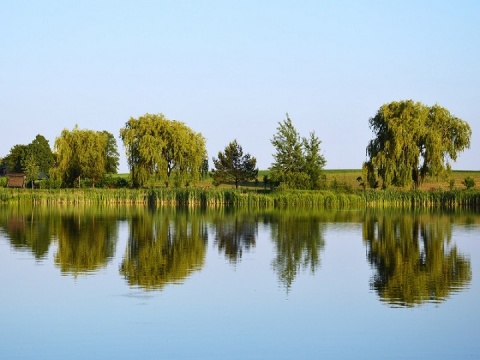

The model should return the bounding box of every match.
[0,205,119,274]
[54,211,118,276]
[0,204,474,304]
[0,205,54,259]
[120,207,208,290]
[211,209,257,264]
[266,210,326,292]
[363,211,471,307]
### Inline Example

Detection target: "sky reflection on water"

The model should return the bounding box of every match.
[0,206,479,359]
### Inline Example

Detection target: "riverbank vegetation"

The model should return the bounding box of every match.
[0,100,476,201]
[1,177,479,209]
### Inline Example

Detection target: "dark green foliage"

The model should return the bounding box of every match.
[212,140,258,189]
[462,177,476,189]
[1,135,55,180]
[103,131,120,174]
[270,114,326,190]
[201,159,209,179]
[2,144,28,173]
[330,177,354,193]
[28,135,55,175]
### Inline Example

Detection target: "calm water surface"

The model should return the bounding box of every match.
[0,205,479,359]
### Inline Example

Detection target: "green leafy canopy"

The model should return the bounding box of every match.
[269,114,326,190]
[120,113,206,188]
[364,100,471,188]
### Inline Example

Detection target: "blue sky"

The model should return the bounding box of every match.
[1,0,479,172]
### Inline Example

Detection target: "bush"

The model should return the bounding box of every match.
[330,177,354,193]
[39,178,62,189]
[462,176,476,189]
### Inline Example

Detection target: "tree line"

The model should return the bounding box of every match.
[0,100,472,190]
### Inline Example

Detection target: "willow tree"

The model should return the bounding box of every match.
[55,126,114,187]
[120,113,207,188]
[364,100,471,188]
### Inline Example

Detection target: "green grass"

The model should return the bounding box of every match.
[1,170,479,209]
[1,186,479,209]
[107,169,480,191]
[323,169,480,191]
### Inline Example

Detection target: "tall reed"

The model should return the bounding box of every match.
[0,187,479,209]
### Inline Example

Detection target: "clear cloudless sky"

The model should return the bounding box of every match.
[1,0,479,173]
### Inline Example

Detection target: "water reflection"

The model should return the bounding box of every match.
[0,205,121,273]
[265,210,326,291]
[54,209,118,276]
[0,205,53,259]
[211,209,257,263]
[363,211,472,307]
[119,207,208,290]
[0,205,475,305]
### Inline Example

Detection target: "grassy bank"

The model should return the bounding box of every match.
[322,169,480,191]
[1,169,479,208]
[191,169,480,192]
[1,187,479,209]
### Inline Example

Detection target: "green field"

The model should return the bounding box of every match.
[2,169,478,191]
[324,169,480,191]
[190,169,480,191]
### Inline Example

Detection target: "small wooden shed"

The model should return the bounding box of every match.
[7,173,26,188]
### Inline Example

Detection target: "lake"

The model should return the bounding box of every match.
[1,205,479,359]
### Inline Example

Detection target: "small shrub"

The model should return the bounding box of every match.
[462,176,476,189]
[330,177,354,193]
[114,177,129,188]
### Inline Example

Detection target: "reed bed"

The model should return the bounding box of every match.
[0,187,479,209]
[363,189,480,208]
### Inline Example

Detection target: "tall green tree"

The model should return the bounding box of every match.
[303,132,327,189]
[1,135,54,177]
[55,125,109,187]
[364,100,472,188]
[28,135,55,175]
[2,144,28,173]
[270,114,326,189]
[120,113,207,188]
[102,131,120,174]
[211,140,258,189]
